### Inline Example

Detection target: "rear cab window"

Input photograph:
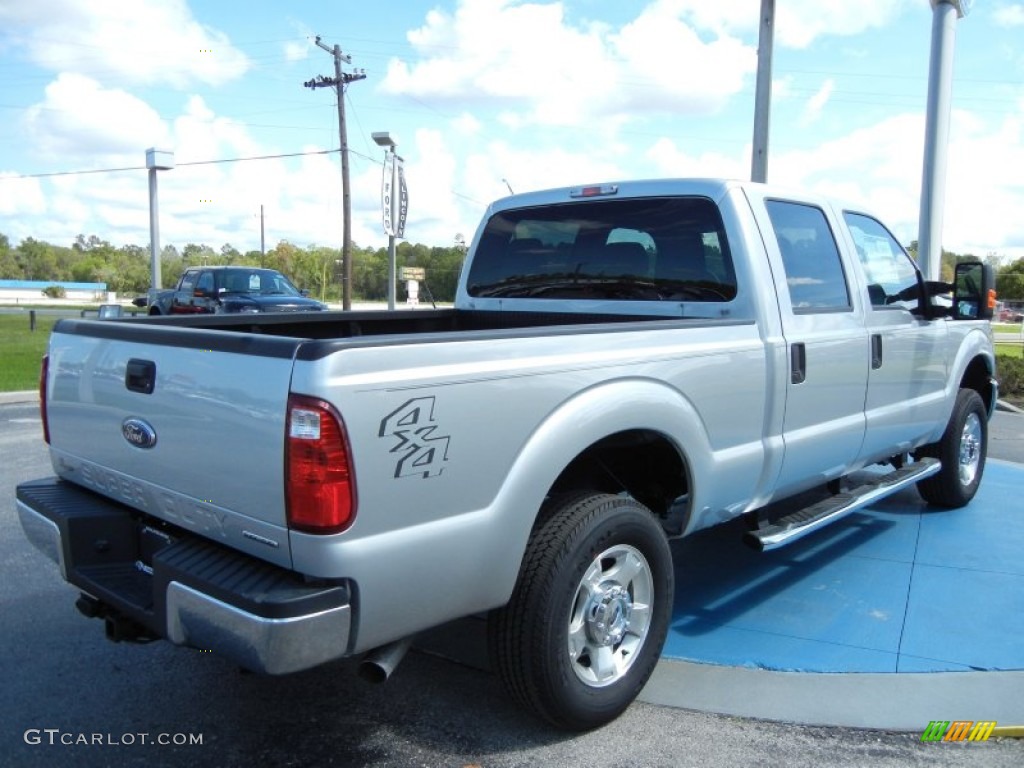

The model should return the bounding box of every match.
[466,196,739,307]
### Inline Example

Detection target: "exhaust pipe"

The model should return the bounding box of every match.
[359,636,414,683]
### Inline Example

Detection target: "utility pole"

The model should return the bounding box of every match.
[304,36,366,310]
[750,0,775,183]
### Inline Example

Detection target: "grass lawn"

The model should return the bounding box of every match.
[0,313,57,392]
[996,342,1023,359]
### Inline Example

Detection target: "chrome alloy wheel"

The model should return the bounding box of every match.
[959,411,983,487]
[567,544,654,687]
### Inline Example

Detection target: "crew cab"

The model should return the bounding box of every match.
[17,178,996,730]
[133,266,326,315]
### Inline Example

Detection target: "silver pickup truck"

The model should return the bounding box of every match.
[16,179,997,730]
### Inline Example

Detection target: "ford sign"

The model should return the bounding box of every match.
[122,418,158,449]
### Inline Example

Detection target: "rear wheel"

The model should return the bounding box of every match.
[489,493,673,730]
[916,388,988,508]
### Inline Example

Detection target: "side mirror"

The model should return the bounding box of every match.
[953,261,995,320]
[300,289,310,297]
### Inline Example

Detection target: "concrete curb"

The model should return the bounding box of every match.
[0,390,38,405]
[997,398,1024,414]
[641,660,1024,731]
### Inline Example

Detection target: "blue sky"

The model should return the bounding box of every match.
[0,0,1022,260]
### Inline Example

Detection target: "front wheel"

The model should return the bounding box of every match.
[489,493,673,730]
[916,388,988,508]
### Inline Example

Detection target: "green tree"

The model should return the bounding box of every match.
[16,238,60,281]
[220,243,242,263]
[352,246,387,301]
[0,232,23,279]
[70,256,105,283]
[182,243,216,266]
[997,258,1024,301]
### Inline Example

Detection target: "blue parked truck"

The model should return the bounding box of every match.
[134,265,326,315]
[18,179,996,729]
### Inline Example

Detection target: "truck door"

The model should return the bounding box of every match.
[841,211,948,460]
[759,198,870,497]
[170,268,201,314]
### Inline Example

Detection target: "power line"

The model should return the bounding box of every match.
[0,148,340,181]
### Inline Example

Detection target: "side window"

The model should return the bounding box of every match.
[196,272,215,295]
[765,200,851,312]
[843,212,921,311]
[179,270,199,293]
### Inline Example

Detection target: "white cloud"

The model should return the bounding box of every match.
[611,3,755,115]
[944,109,1024,256]
[645,136,748,179]
[758,109,1024,259]
[0,173,46,220]
[664,0,915,49]
[994,4,1024,27]
[0,0,250,88]
[800,79,835,126]
[774,0,915,49]
[381,0,755,127]
[25,73,170,162]
[283,22,313,62]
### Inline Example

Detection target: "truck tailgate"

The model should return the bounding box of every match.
[44,320,301,567]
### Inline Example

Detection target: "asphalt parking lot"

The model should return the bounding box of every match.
[2,401,1022,767]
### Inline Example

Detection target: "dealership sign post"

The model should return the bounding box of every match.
[373,132,408,310]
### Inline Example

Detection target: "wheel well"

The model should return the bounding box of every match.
[961,355,996,414]
[548,429,688,522]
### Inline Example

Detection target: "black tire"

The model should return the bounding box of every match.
[916,388,988,508]
[488,493,673,730]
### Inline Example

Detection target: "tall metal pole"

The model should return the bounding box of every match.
[260,204,265,265]
[387,153,398,310]
[145,148,173,292]
[373,131,402,310]
[750,0,775,183]
[918,0,968,281]
[148,168,160,289]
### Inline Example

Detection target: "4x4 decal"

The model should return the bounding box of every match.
[378,397,451,479]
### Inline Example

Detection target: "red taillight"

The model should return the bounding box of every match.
[285,394,356,534]
[39,354,50,445]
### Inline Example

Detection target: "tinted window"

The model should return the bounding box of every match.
[179,270,199,292]
[217,268,302,296]
[467,197,737,302]
[843,212,921,311]
[196,271,215,294]
[765,200,850,312]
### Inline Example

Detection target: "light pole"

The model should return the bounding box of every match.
[372,131,401,310]
[918,0,972,281]
[145,148,174,293]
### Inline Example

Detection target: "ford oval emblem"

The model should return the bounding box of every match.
[122,418,158,449]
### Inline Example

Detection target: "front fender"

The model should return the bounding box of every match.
[927,325,997,443]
